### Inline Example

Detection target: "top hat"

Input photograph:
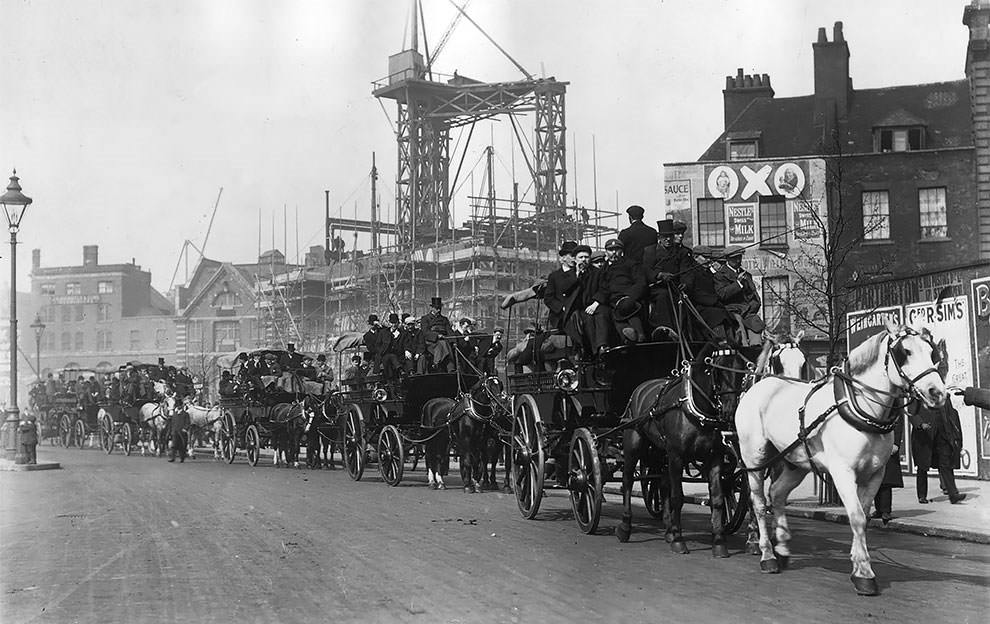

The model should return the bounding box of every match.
[657,219,675,236]
[430,297,443,308]
[604,238,624,250]
[368,314,379,324]
[316,354,326,361]
[286,342,295,350]
[626,205,645,219]
[387,313,400,324]
[158,357,166,366]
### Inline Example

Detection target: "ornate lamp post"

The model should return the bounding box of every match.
[30,314,45,383]
[1,170,33,463]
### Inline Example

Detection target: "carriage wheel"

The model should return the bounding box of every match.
[245,424,260,467]
[221,410,237,464]
[720,441,750,535]
[59,414,71,447]
[100,415,114,455]
[342,406,365,481]
[377,425,405,487]
[568,427,604,535]
[122,423,133,456]
[510,394,545,519]
[639,455,665,520]
[75,420,87,449]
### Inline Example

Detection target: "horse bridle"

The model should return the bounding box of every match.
[884,328,942,401]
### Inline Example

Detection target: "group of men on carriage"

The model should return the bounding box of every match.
[219,344,335,404]
[344,304,503,387]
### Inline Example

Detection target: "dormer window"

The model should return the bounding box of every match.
[876,127,924,152]
[728,140,758,160]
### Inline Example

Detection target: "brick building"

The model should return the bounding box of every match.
[28,246,175,376]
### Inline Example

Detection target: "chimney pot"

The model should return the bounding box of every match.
[31,248,40,271]
[834,21,844,42]
[817,27,827,43]
[762,73,771,88]
[726,76,734,90]
[744,74,754,87]
[83,245,99,267]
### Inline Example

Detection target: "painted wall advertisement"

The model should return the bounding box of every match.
[726,204,756,245]
[971,277,990,466]
[847,299,980,477]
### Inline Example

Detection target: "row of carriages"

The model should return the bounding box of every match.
[31,335,754,538]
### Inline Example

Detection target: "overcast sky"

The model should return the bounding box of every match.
[1,0,967,292]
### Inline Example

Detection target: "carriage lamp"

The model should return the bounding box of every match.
[554,367,579,392]
[1,170,33,463]
[372,386,389,402]
[30,315,46,383]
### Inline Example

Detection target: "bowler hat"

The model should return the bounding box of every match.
[626,205,645,219]
[657,219,675,236]
[387,313,400,324]
[558,240,578,256]
[613,296,642,322]
[604,238,624,250]
[368,314,379,324]
[573,244,592,256]
[430,296,443,308]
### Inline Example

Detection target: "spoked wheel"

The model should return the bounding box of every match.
[510,394,545,519]
[245,424,260,467]
[59,414,72,447]
[122,423,133,456]
[75,420,86,450]
[720,443,750,535]
[377,425,405,486]
[220,410,237,464]
[342,406,365,481]
[568,427,604,535]
[639,453,665,520]
[100,415,114,454]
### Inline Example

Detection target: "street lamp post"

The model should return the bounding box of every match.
[1,170,33,463]
[30,315,45,383]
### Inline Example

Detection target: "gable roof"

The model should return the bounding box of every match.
[179,260,258,318]
[699,79,971,161]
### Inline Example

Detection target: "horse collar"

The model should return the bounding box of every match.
[834,365,902,434]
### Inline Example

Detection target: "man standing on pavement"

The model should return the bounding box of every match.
[618,205,657,269]
[910,400,966,504]
[168,402,190,463]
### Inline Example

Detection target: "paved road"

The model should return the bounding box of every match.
[2,448,987,623]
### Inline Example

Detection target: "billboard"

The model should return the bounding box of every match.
[971,277,990,465]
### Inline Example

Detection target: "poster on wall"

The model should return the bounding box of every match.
[971,277,990,462]
[905,297,979,477]
[664,179,691,215]
[845,305,903,351]
[792,199,822,240]
[726,204,756,245]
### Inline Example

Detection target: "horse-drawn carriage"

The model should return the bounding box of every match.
[97,364,173,457]
[48,367,104,449]
[28,381,62,445]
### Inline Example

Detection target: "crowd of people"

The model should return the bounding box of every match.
[220,343,336,401]
[29,359,197,410]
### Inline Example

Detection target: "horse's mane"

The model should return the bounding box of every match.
[848,330,887,375]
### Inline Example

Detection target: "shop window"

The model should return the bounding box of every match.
[862,191,891,240]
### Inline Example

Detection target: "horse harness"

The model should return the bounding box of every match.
[745,327,939,474]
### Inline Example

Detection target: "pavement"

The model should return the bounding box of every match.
[605,472,990,544]
[9,445,988,543]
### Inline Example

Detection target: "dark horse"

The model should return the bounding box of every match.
[304,394,339,469]
[616,343,750,556]
[420,375,511,492]
[269,401,307,467]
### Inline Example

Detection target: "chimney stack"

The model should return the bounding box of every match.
[722,67,774,129]
[31,249,40,271]
[813,21,852,121]
[83,245,99,267]
[964,0,990,259]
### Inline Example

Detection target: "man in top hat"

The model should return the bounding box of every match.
[618,205,657,269]
[279,342,305,371]
[681,246,732,342]
[543,240,580,333]
[420,297,454,372]
[363,314,385,374]
[712,245,765,344]
[642,218,693,338]
[379,312,406,382]
[602,238,646,343]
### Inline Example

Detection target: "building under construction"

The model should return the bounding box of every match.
[257,1,617,348]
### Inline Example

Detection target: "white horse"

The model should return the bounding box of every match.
[735,321,946,595]
[183,400,227,460]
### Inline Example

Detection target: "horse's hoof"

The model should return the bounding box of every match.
[463,486,472,493]
[775,553,790,570]
[759,559,780,574]
[745,542,761,556]
[473,484,483,494]
[712,543,730,558]
[616,523,631,543]
[437,483,446,490]
[670,540,689,555]
[850,575,879,596]
[428,482,437,490]
[664,532,675,544]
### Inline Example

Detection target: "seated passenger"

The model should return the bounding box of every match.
[341,355,366,388]
[602,238,646,343]
[712,245,765,346]
[681,246,732,343]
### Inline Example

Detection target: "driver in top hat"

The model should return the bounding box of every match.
[419,297,454,372]
[642,218,693,338]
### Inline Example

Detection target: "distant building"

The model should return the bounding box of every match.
[28,245,175,376]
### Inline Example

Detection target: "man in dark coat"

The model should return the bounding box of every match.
[399,314,423,373]
[452,317,478,370]
[641,219,693,338]
[543,241,580,333]
[363,314,386,374]
[618,205,657,269]
[477,328,503,375]
[871,418,904,524]
[571,244,611,357]
[168,403,190,463]
[713,245,765,343]
[682,246,732,343]
[279,343,305,371]
[379,313,405,382]
[419,297,454,372]
[602,238,646,342]
[910,401,966,504]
